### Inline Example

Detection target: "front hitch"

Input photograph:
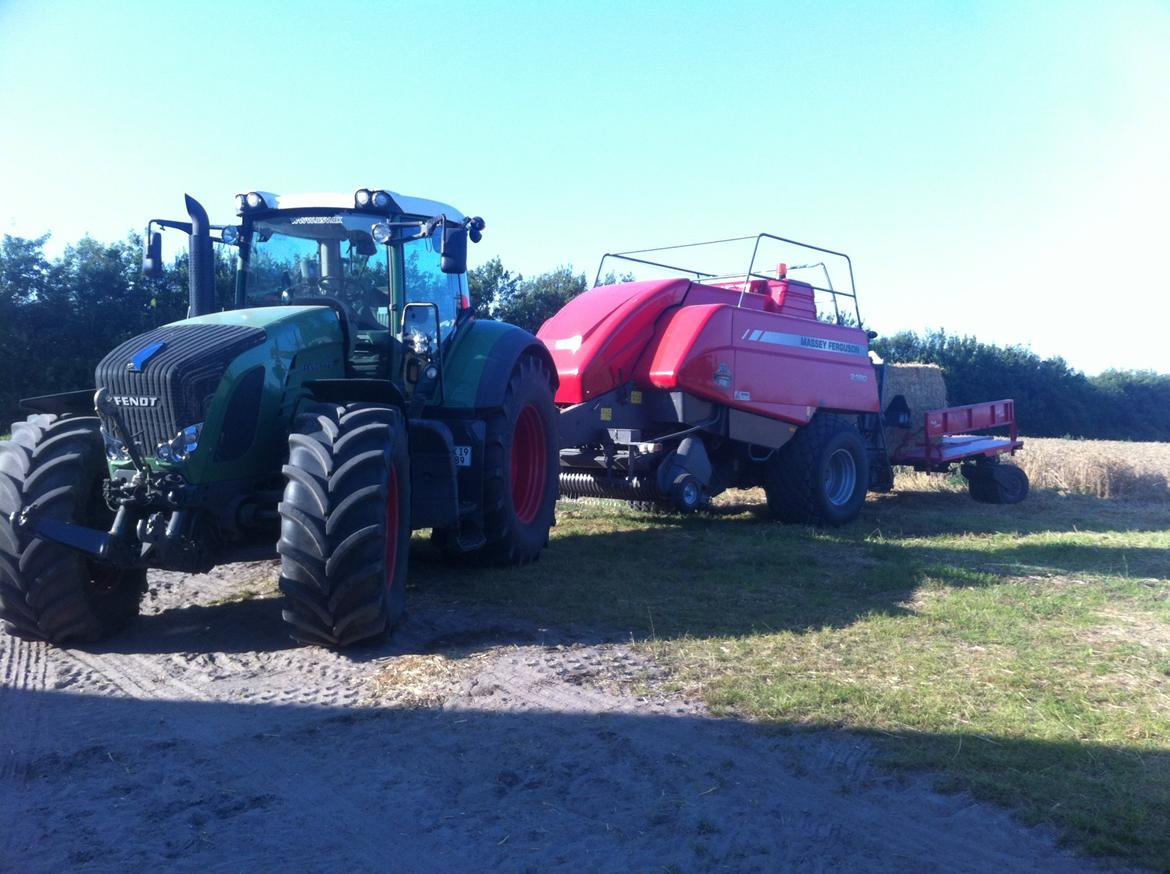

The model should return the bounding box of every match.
[8,505,127,562]
[9,498,212,572]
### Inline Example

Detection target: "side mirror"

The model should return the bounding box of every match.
[143,231,163,278]
[440,224,467,274]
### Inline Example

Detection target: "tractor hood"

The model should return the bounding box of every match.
[96,305,345,483]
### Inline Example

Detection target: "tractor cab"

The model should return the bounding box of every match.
[146,189,484,396]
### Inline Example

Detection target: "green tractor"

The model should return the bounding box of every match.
[0,189,559,647]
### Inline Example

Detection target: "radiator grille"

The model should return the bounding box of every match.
[95,324,266,454]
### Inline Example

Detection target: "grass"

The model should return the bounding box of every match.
[411,483,1170,870]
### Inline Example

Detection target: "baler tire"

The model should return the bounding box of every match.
[277,402,410,648]
[0,415,146,643]
[670,473,704,513]
[764,414,869,526]
[447,355,558,566]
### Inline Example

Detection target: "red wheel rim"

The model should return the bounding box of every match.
[384,465,400,590]
[510,404,547,525]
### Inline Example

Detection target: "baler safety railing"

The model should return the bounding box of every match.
[592,233,863,327]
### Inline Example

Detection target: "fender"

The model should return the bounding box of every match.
[20,389,95,417]
[442,319,557,411]
[305,378,406,410]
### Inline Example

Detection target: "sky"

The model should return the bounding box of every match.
[1,0,1167,375]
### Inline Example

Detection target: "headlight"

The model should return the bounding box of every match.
[221,225,240,245]
[237,192,267,213]
[371,222,393,244]
[158,422,203,462]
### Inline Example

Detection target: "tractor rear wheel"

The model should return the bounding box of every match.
[277,402,410,648]
[0,415,146,643]
[764,414,869,526]
[446,355,558,565]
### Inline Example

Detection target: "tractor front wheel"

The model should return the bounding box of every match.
[277,402,410,648]
[0,415,146,643]
[764,414,869,526]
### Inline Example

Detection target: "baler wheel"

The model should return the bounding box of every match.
[763,414,869,526]
[441,355,558,566]
[277,402,410,648]
[0,415,146,643]
[670,474,704,513]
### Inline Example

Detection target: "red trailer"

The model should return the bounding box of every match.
[539,234,1025,525]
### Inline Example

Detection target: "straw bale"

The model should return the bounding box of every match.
[881,363,948,456]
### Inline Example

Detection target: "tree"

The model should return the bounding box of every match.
[493,266,588,334]
[467,256,521,317]
[869,329,1170,439]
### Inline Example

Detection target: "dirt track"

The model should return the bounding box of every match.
[0,560,1115,872]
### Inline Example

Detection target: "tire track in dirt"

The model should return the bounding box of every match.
[56,649,211,702]
[0,631,52,861]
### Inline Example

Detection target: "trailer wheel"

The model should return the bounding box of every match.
[764,415,869,526]
[277,402,410,648]
[454,355,558,565]
[966,462,1029,505]
[0,415,146,643]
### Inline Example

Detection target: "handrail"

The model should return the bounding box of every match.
[592,232,862,326]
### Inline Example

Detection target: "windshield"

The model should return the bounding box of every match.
[241,211,465,336]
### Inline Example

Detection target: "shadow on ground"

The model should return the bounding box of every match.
[0,687,1144,872]
[404,489,1170,643]
[96,488,1169,658]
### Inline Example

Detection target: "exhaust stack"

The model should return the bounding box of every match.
[185,195,215,317]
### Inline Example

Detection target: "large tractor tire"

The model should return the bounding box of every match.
[277,402,410,648]
[764,414,869,526]
[0,415,146,643]
[442,355,558,565]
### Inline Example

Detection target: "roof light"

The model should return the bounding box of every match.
[371,190,392,209]
[245,192,265,209]
[355,188,372,207]
[234,194,246,213]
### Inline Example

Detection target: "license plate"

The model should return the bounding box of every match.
[452,445,472,467]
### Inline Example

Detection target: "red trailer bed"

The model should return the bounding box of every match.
[887,399,1023,472]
